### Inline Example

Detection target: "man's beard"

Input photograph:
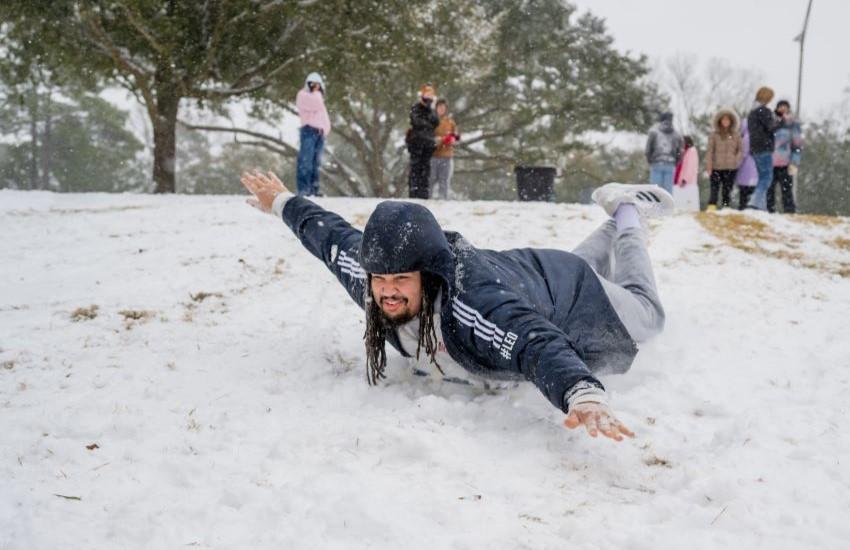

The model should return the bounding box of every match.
[379,296,417,327]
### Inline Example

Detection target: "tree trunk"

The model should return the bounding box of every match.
[152,82,180,194]
[28,92,40,191]
[40,92,52,190]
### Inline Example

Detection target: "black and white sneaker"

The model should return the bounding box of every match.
[591,183,674,219]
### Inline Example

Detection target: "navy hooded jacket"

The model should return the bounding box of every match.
[281,196,638,413]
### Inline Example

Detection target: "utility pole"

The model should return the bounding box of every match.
[794,0,814,118]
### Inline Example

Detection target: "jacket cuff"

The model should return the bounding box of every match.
[563,379,607,413]
[272,191,295,219]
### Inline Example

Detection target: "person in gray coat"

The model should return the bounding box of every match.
[645,112,684,195]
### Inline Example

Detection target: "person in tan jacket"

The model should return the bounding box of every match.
[705,108,744,210]
[429,99,460,200]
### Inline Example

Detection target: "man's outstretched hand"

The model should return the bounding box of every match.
[241,170,289,213]
[564,402,635,442]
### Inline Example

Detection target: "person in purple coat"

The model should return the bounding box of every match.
[735,118,758,210]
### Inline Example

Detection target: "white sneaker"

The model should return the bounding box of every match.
[591,183,674,219]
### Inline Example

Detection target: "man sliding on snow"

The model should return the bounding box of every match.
[241,171,673,442]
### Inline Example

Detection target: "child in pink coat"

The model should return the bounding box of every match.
[673,135,700,211]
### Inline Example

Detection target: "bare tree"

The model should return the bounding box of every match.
[653,54,764,140]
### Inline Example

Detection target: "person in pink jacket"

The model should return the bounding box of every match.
[673,135,699,211]
[295,72,331,196]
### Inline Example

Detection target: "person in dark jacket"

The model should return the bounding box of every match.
[406,84,441,199]
[768,100,803,214]
[746,86,780,210]
[241,170,675,442]
[645,112,684,195]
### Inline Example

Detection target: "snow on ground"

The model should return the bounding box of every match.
[1,189,849,549]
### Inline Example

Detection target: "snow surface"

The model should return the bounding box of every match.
[1,190,849,549]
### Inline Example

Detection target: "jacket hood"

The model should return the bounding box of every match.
[657,112,674,133]
[305,72,325,91]
[359,201,455,284]
[713,108,740,133]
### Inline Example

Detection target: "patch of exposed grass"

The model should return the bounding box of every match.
[644,454,672,468]
[119,309,153,321]
[189,291,223,303]
[833,237,850,251]
[70,305,99,321]
[118,309,155,329]
[795,214,845,227]
[696,212,850,278]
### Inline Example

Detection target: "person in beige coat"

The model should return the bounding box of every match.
[705,108,744,210]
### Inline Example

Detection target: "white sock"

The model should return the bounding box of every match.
[614,203,641,231]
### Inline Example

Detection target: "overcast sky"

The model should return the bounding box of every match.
[570,0,850,120]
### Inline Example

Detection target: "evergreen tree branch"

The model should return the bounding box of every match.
[113,1,168,57]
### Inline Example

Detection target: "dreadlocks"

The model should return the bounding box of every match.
[364,272,443,385]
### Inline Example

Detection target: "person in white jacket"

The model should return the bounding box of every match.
[295,72,331,196]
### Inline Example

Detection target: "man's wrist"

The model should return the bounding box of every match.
[271,191,295,219]
[564,379,608,412]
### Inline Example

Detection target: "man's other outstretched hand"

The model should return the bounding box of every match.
[241,170,289,213]
[564,402,635,442]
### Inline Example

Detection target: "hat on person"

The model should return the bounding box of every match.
[419,83,436,97]
[658,112,674,123]
[305,72,325,91]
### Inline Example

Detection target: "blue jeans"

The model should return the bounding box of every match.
[746,152,774,210]
[296,126,325,196]
[649,163,674,195]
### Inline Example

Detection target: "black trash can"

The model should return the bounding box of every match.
[515,165,556,202]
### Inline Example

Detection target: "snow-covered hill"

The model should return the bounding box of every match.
[1,190,849,549]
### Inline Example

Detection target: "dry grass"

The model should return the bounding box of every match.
[695,212,850,278]
[118,309,153,321]
[833,237,850,251]
[118,309,155,329]
[189,291,223,303]
[70,305,100,321]
[794,214,845,227]
[644,454,672,468]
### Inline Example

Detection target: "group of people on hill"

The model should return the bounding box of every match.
[645,86,803,214]
[292,75,461,200]
[405,84,460,200]
[294,73,802,213]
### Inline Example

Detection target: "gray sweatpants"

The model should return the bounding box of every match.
[571,219,665,342]
[429,157,453,199]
